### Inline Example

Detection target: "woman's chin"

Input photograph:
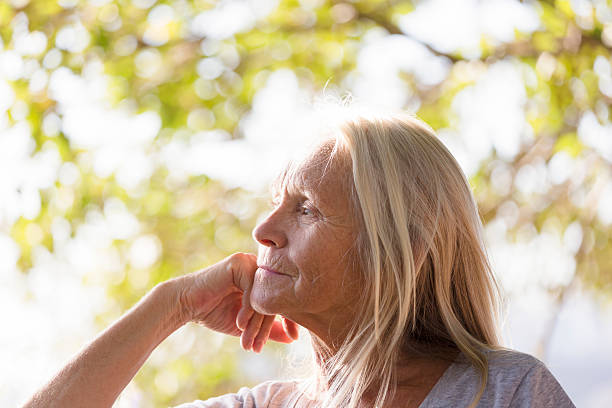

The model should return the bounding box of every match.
[249,287,283,315]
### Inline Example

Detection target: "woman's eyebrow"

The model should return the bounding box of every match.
[290,174,323,200]
[270,180,321,207]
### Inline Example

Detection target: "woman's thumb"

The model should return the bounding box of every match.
[229,252,258,292]
[228,253,258,330]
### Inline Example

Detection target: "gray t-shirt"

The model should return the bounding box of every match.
[175,349,575,407]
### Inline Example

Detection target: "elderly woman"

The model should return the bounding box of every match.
[24,112,574,408]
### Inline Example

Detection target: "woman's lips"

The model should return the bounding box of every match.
[258,265,286,276]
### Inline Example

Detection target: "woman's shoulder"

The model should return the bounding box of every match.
[484,348,574,406]
[450,348,550,379]
[248,379,301,404]
[421,348,575,407]
[172,380,299,408]
[484,348,543,373]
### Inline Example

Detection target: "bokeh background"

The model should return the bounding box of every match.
[1,0,612,406]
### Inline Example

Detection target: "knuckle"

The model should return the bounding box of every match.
[227,252,246,267]
[226,254,240,271]
[227,253,241,263]
[226,252,256,274]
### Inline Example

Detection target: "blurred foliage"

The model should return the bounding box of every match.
[2,0,612,406]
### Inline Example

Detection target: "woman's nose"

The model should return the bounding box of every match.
[252,213,288,248]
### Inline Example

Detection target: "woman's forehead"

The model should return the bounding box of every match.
[271,142,349,199]
[270,160,322,197]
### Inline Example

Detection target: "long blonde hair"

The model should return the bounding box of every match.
[291,110,502,408]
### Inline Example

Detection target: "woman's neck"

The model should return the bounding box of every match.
[307,335,456,408]
[359,355,454,408]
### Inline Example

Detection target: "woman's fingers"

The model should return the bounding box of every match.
[282,317,299,340]
[240,314,299,349]
[230,253,258,293]
[236,305,253,331]
[268,321,294,343]
[268,316,299,343]
[252,314,275,353]
[240,312,264,351]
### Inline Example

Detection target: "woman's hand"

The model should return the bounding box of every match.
[23,253,299,408]
[174,252,299,353]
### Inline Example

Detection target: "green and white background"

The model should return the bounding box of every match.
[1,0,612,406]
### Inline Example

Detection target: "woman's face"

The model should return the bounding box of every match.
[251,143,361,336]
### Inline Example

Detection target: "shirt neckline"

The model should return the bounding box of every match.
[417,352,464,408]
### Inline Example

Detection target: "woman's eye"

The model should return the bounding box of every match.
[298,204,313,216]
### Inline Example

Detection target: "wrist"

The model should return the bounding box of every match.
[151,278,191,331]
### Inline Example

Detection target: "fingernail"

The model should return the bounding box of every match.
[253,340,262,352]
